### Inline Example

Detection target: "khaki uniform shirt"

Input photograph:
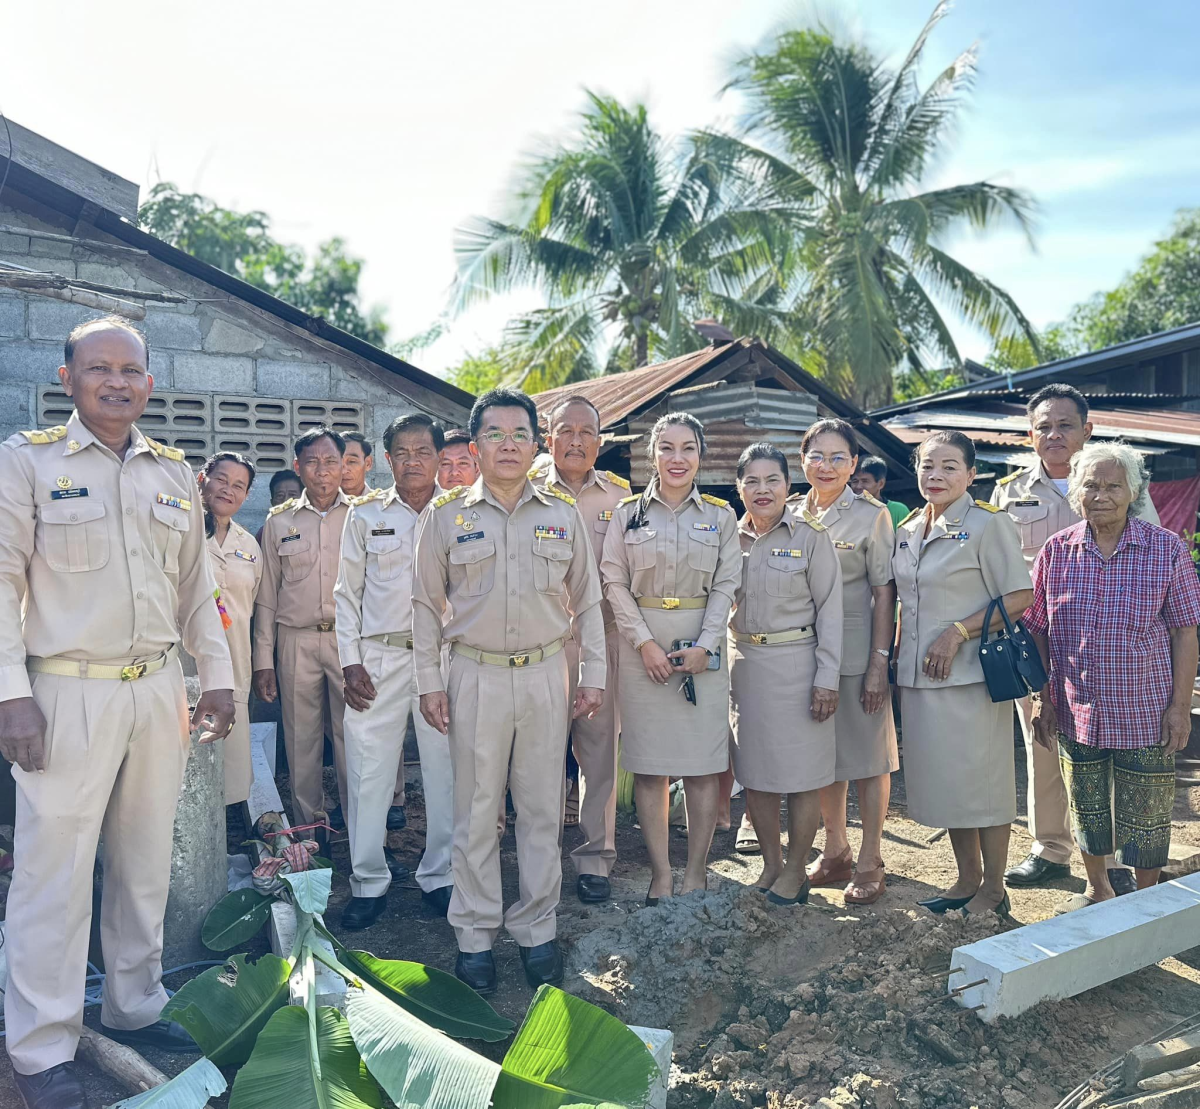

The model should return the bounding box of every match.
[0,412,234,700]
[529,462,630,628]
[411,478,606,695]
[803,490,894,676]
[252,489,351,670]
[892,491,1031,689]
[990,456,1160,564]
[731,506,844,689]
[600,486,741,655]
[334,486,425,666]
[207,522,262,701]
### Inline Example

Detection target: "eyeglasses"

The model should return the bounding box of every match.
[803,452,853,467]
[479,430,534,445]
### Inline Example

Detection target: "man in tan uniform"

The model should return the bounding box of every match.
[336,414,456,928]
[993,383,1159,901]
[0,318,235,1109]
[253,427,352,830]
[413,388,605,994]
[437,427,479,490]
[530,396,629,903]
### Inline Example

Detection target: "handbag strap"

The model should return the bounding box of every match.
[980,595,1017,648]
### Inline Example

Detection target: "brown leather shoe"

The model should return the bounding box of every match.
[806,847,853,888]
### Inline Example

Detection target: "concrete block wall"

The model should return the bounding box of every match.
[0,200,463,532]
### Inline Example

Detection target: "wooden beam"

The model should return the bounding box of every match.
[0,223,148,257]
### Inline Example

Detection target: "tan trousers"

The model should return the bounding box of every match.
[224,697,252,806]
[1016,697,1122,870]
[446,650,569,951]
[564,631,620,877]
[345,640,454,897]
[6,664,189,1075]
[277,625,346,826]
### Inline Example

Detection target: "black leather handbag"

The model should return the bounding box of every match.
[978,596,1048,704]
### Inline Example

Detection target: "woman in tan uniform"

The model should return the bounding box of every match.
[199,451,262,805]
[893,431,1032,917]
[797,419,897,906]
[730,443,842,905]
[601,413,740,902]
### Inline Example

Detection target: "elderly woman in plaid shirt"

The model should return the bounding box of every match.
[1026,441,1200,911]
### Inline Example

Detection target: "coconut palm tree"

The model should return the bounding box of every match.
[700,2,1040,404]
[450,93,797,389]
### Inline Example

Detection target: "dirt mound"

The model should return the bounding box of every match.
[567,885,1197,1109]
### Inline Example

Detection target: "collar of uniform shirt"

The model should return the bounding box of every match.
[649,482,705,511]
[61,410,156,462]
[927,490,974,531]
[1030,456,1069,497]
[544,460,597,495]
[294,487,351,514]
[737,507,797,539]
[462,476,541,511]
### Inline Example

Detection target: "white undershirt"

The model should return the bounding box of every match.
[1051,478,1069,496]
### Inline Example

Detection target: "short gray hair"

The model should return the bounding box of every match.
[1067,441,1150,516]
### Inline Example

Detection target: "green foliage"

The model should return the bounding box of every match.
[892,367,966,403]
[139,182,388,346]
[108,1059,227,1109]
[984,326,1079,373]
[282,867,333,914]
[200,888,273,952]
[446,348,508,394]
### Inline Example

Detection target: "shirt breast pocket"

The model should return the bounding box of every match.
[765,553,808,598]
[1009,503,1050,553]
[449,539,496,597]
[150,500,189,576]
[278,538,315,583]
[533,539,572,595]
[623,528,657,572]
[365,535,404,582]
[35,501,109,573]
[687,529,719,574]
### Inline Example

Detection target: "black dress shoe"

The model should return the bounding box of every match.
[455,950,497,995]
[341,894,387,931]
[962,892,1012,919]
[918,893,973,915]
[1108,868,1137,896]
[385,849,410,882]
[386,805,407,831]
[766,877,811,907]
[1003,854,1071,888]
[421,885,453,915]
[519,941,564,987]
[326,805,346,832]
[13,1063,87,1109]
[576,874,611,903]
[100,1019,199,1053]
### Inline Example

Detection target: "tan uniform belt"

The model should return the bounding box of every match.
[365,632,413,649]
[452,638,564,668]
[636,596,707,610]
[732,627,814,646]
[26,644,180,682]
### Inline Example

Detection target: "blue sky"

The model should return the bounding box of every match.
[3,1,1196,374]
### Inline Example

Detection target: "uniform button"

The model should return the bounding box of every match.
[510,589,517,596]
[510,553,516,560]
[125,507,134,516]
[70,513,78,522]
[130,548,138,556]
[910,632,917,640]
[137,590,145,599]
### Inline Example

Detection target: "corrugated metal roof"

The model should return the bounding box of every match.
[626,420,807,488]
[883,407,1193,449]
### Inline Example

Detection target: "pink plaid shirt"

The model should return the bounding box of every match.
[1025,517,1200,749]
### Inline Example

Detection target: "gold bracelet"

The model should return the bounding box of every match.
[953,621,970,641]
[635,639,654,653]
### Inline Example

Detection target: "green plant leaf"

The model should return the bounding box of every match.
[340,950,514,1042]
[494,986,657,1109]
[282,868,332,914]
[106,1058,227,1108]
[344,985,500,1109]
[229,1005,381,1109]
[160,953,292,1067]
[201,888,273,952]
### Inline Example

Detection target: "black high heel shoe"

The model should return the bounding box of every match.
[766,877,811,906]
[918,893,974,915]
[961,892,1012,919]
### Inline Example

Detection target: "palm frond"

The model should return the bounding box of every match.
[498,299,603,390]
[903,182,1037,245]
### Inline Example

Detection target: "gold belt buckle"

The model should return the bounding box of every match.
[509,654,529,667]
[405,638,414,650]
[120,663,147,682]
[750,633,767,645]
[662,597,680,610]
[317,621,334,632]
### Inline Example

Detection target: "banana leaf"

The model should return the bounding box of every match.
[340,950,514,1042]
[160,953,292,1067]
[493,986,657,1109]
[201,888,273,952]
[229,1005,381,1109]
[344,985,500,1109]
[106,1058,226,1109]
[282,868,332,914]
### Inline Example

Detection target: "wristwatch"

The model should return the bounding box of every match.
[873,648,890,660]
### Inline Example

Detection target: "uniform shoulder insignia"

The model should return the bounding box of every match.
[974,499,1003,513]
[267,497,296,518]
[605,470,631,491]
[433,486,468,509]
[351,489,385,506]
[527,466,542,480]
[146,436,185,462]
[619,493,640,505]
[898,507,922,527]
[800,508,827,532]
[17,425,68,446]
[860,492,886,509]
[701,492,729,508]
[544,486,576,506]
[996,470,1025,486]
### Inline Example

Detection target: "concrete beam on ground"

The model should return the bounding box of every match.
[243,731,345,1008]
[628,1025,673,1109]
[949,872,1200,1023]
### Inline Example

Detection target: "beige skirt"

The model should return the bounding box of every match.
[729,636,835,794]
[224,698,252,805]
[834,673,899,781]
[618,607,730,776]
[899,684,1016,828]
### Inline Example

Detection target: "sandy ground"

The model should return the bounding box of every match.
[4,751,1200,1108]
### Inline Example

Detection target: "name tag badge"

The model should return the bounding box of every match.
[156,493,191,511]
[771,548,804,558]
[1013,499,1040,507]
[457,531,485,544]
[598,510,613,522]
[693,522,718,532]
[233,548,257,562]
[371,527,396,537]
[833,540,856,550]
[281,533,302,544]
[50,487,89,500]
[534,525,568,540]
[899,540,909,548]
